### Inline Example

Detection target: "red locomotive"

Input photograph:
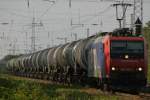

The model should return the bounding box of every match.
[100,29,148,90]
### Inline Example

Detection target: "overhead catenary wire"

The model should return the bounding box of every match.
[40,5,112,34]
[40,5,112,35]
[70,5,112,30]
[37,0,59,21]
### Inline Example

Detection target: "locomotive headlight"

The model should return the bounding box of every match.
[138,67,142,71]
[112,67,115,71]
[125,55,129,59]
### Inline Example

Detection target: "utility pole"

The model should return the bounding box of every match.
[47,32,50,48]
[25,32,28,53]
[31,17,36,53]
[71,33,77,41]
[0,22,9,56]
[87,28,90,37]
[131,13,134,29]
[9,38,18,55]
[69,0,71,8]
[0,32,5,56]
[51,32,54,47]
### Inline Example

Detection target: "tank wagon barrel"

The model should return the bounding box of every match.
[40,49,49,73]
[63,41,77,68]
[56,44,69,68]
[47,47,57,70]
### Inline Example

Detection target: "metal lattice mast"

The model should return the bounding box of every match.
[31,17,36,53]
[134,0,143,25]
[25,32,28,53]
[133,0,143,35]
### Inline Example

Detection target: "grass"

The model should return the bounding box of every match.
[148,64,150,83]
[0,74,119,100]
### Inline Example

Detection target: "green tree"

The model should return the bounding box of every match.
[144,21,150,64]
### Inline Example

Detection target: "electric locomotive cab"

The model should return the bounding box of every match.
[103,28,147,88]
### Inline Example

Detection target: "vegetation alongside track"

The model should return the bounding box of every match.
[144,21,150,62]
[148,65,150,82]
[0,74,119,100]
[144,21,150,83]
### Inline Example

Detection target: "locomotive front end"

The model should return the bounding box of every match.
[109,37,147,88]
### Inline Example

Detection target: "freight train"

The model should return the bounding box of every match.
[7,28,148,91]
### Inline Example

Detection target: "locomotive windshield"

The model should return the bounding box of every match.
[110,40,144,58]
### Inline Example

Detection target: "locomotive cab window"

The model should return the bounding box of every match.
[110,40,144,59]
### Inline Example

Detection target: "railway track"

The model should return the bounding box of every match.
[139,93,150,100]
[113,92,150,100]
[113,84,150,100]
[139,84,150,100]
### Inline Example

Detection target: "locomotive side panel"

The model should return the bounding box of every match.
[87,37,105,80]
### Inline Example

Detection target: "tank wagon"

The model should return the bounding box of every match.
[7,28,148,90]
